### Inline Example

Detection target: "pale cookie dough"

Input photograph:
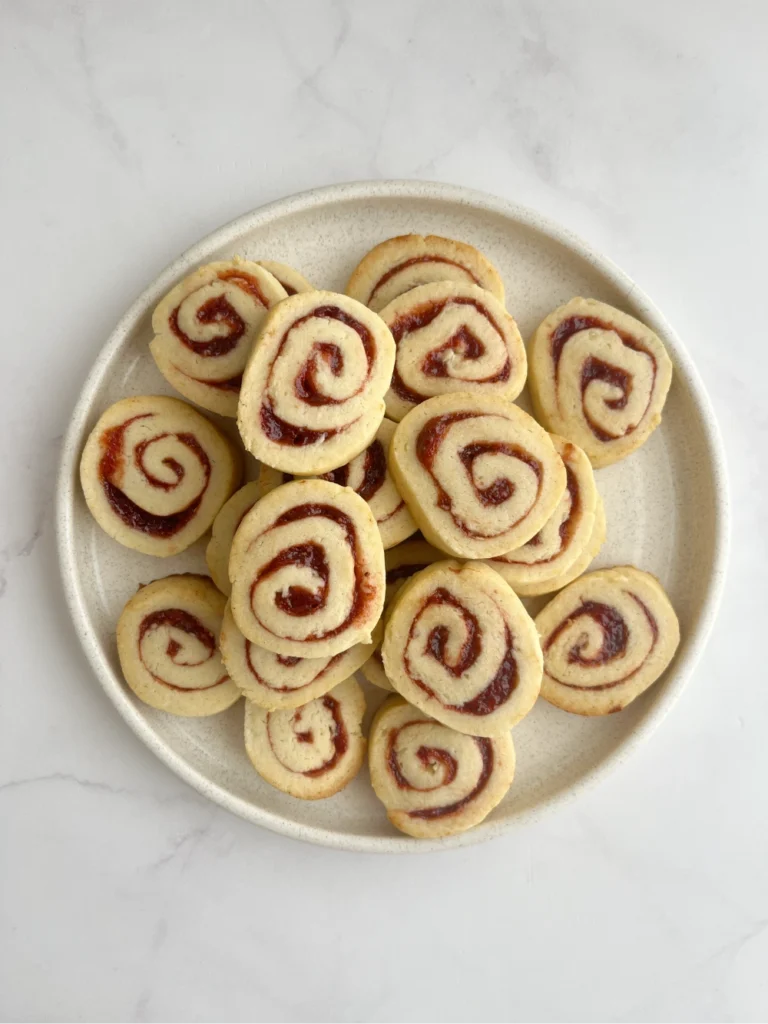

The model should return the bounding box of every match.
[379,282,526,421]
[116,574,240,716]
[346,233,504,313]
[369,696,516,839]
[80,395,241,557]
[486,435,599,596]
[150,258,288,416]
[256,260,313,296]
[244,678,366,799]
[220,601,378,709]
[528,297,673,467]
[228,479,385,658]
[258,464,295,494]
[535,566,680,715]
[205,480,264,595]
[389,392,567,559]
[382,560,543,737]
[237,291,395,475]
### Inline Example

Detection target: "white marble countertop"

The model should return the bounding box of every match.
[2,2,766,1021]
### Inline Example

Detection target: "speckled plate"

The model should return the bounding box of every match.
[56,181,729,852]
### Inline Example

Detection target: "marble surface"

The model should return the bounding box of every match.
[1,1,765,1020]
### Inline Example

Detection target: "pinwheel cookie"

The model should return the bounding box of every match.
[244,678,366,799]
[535,566,680,715]
[150,259,288,416]
[382,560,543,737]
[80,395,241,557]
[237,291,395,474]
[528,297,673,467]
[379,282,526,421]
[117,574,240,716]
[228,479,385,658]
[389,392,567,559]
[369,696,515,838]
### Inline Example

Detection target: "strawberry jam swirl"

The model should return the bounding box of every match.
[169,269,269,390]
[98,414,211,537]
[404,588,519,716]
[386,722,494,820]
[389,296,510,405]
[169,269,269,358]
[244,643,342,694]
[266,695,348,777]
[320,438,387,500]
[249,503,376,643]
[260,305,375,447]
[369,255,482,303]
[544,593,659,690]
[138,608,227,692]
[550,316,658,442]
[416,412,542,539]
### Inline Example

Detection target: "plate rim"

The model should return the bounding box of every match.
[56,179,730,853]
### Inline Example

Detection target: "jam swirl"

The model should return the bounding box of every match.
[550,315,657,442]
[249,502,376,644]
[403,588,519,717]
[415,412,542,539]
[169,269,269,359]
[98,415,211,537]
[244,643,341,693]
[389,296,510,405]
[544,593,659,690]
[320,438,387,502]
[260,305,374,447]
[266,695,349,777]
[370,255,481,303]
[386,722,494,819]
[138,608,227,692]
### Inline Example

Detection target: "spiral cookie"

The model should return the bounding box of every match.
[487,436,600,596]
[382,561,542,736]
[379,282,527,421]
[220,601,377,709]
[390,393,567,559]
[361,538,445,692]
[535,566,680,715]
[80,395,241,557]
[347,234,505,313]
[244,678,366,799]
[205,481,264,595]
[238,291,396,474]
[256,260,313,296]
[528,297,674,467]
[369,696,515,839]
[229,479,385,658]
[150,259,288,417]
[116,575,240,716]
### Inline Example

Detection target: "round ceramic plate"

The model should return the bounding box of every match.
[57,181,728,852]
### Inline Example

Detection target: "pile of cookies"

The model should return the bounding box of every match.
[80,234,681,839]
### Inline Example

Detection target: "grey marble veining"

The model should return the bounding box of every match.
[1,1,766,1021]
